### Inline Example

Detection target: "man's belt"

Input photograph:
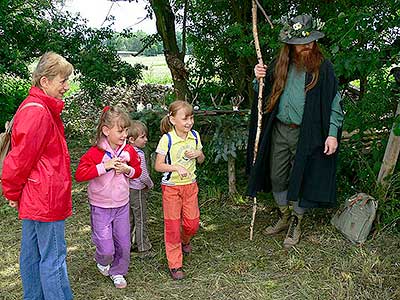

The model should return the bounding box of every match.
[286,123,300,129]
[278,119,300,129]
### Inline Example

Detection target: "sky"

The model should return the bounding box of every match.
[63,0,157,33]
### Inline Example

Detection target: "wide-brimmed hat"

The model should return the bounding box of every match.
[278,15,325,45]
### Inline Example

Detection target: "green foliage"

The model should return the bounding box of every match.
[185,0,399,228]
[141,71,172,85]
[204,114,248,163]
[0,75,30,130]
[0,0,53,79]
[110,30,192,56]
[337,70,399,230]
[393,115,400,136]
[321,1,399,84]
[188,0,259,107]
[344,71,397,133]
[48,12,144,100]
[129,107,249,191]
[1,0,399,230]
[376,172,400,231]
[187,0,399,107]
[130,109,165,149]
[0,0,144,107]
[332,136,400,232]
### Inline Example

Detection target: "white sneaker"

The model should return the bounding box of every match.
[96,263,110,276]
[110,274,127,289]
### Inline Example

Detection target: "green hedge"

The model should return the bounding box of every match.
[0,75,30,131]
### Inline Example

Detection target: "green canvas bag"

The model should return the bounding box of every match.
[331,193,378,244]
[0,119,13,195]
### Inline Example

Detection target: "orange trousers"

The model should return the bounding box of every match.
[162,182,200,269]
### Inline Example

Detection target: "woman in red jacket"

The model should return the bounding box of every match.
[1,52,74,300]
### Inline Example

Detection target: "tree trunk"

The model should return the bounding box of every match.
[359,75,367,100]
[377,101,400,186]
[227,155,237,194]
[149,0,190,100]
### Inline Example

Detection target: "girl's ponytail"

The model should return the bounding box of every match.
[160,114,173,135]
[160,100,193,135]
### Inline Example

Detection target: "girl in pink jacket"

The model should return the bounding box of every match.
[75,106,141,289]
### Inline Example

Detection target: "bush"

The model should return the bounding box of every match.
[130,106,249,193]
[337,71,400,231]
[0,75,30,131]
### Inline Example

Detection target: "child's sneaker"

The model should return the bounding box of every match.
[169,267,185,280]
[182,243,192,255]
[96,263,110,276]
[110,275,127,289]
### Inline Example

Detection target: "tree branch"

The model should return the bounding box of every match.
[101,1,115,27]
[255,0,274,28]
[133,35,157,57]
[181,0,189,59]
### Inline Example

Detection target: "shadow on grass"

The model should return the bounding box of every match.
[1,182,399,300]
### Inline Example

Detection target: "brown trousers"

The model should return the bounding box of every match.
[129,189,152,252]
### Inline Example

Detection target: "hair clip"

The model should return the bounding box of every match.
[103,106,110,113]
[167,112,171,117]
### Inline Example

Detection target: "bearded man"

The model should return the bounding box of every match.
[247,15,344,248]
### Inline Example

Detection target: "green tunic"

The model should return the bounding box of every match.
[253,64,344,137]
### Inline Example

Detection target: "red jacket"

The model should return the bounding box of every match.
[1,87,72,222]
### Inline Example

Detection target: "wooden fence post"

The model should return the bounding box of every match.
[228,154,237,194]
[377,101,400,185]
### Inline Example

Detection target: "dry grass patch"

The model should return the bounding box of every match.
[0,181,399,299]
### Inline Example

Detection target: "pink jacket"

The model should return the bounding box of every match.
[75,138,142,208]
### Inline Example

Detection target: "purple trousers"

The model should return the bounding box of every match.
[90,203,131,276]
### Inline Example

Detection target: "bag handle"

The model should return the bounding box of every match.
[349,194,371,208]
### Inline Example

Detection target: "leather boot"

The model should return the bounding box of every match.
[283,213,303,248]
[264,206,291,235]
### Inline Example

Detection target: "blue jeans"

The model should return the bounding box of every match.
[20,219,73,300]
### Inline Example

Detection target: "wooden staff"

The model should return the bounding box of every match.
[249,0,273,240]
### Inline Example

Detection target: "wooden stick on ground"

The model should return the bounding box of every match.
[249,0,264,241]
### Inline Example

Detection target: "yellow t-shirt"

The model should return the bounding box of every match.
[156,129,203,186]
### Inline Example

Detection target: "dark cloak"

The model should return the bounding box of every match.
[246,59,342,208]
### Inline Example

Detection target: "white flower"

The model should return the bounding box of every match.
[293,22,302,30]
[302,31,307,37]
[136,102,145,112]
[315,18,325,30]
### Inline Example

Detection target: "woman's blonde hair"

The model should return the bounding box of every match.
[32,52,74,88]
[93,106,131,147]
[127,120,148,140]
[160,100,193,135]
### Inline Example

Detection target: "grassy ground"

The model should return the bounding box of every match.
[0,149,399,299]
[122,55,172,84]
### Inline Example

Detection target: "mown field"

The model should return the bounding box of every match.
[0,146,399,300]
[122,55,172,84]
